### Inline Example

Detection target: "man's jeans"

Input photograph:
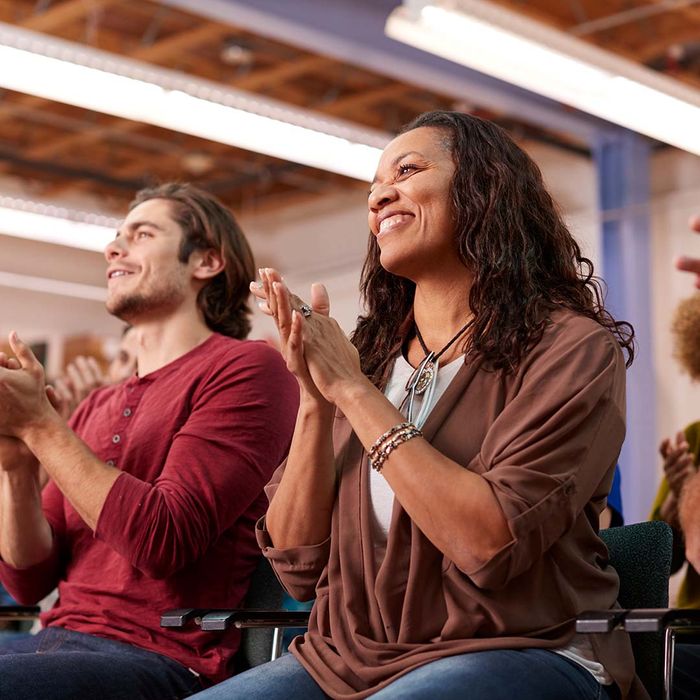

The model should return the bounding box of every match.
[0,626,203,699]
[190,646,616,700]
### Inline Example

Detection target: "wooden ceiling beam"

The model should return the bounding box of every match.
[21,0,122,32]
[648,0,700,26]
[320,82,411,116]
[632,24,700,62]
[13,22,233,160]
[233,54,334,91]
[19,51,336,162]
[133,21,231,62]
[481,1,700,88]
[25,121,144,160]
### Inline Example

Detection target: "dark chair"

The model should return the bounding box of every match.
[161,556,310,668]
[577,521,683,700]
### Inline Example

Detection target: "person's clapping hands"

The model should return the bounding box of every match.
[52,355,106,420]
[0,332,57,441]
[661,431,696,497]
[251,268,365,406]
[658,431,697,528]
[0,346,38,473]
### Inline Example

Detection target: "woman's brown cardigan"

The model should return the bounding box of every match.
[257,310,648,699]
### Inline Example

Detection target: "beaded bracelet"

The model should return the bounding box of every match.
[369,424,422,472]
[368,421,413,463]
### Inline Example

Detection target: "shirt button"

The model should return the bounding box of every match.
[123,408,132,417]
[112,434,121,444]
[106,459,115,466]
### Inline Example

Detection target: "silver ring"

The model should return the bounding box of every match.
[299,303,312,318]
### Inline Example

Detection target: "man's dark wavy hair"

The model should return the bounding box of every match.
[352,111,634,387]
[130,183,255,339]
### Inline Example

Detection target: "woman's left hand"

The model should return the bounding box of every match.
[252,271,366,405]
[290,289,366,406]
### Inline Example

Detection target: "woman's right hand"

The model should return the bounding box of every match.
[660,431,696,497]
[251,268,331,407]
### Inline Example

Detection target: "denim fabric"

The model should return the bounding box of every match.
[0,627,203,700]
[190,647,616,700]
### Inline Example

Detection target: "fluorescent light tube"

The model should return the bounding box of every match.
[0,195,118,251]
[386,0,700,155]
[0,23,386,181]
[0,270,106,301]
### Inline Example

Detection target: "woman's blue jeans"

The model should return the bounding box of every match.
[0,626,203,699]
[190,647,616,700]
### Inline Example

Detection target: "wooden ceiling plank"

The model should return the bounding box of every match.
[25,121,144,159]
[132,21,230,62]
[13,22,237,159]
[320,82,410,116]
[21,0,122,32]
[233,54,334,91]
[632,23,700,62]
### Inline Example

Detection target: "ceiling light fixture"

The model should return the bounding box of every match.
[386,0,700,155]
[0,23,386,181]
[0,195,118,252]
[0,270,106,301]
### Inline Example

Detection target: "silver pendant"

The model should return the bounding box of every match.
[413,360,435,395]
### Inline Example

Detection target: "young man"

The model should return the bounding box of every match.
[0,184,299,699]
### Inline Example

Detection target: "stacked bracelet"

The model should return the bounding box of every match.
[368,421,422,472]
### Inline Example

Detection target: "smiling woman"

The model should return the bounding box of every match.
[191,111,644,700]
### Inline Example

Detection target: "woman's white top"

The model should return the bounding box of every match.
[369,354,612,686]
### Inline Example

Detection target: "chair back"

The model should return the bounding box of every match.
[237,556,285,669]
[600,521,673,699]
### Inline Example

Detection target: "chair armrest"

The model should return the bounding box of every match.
[576,608,700,635]
[161,608,311,632]
[201,609,311,631]
[576,609,629,633]
[160,608,208,628]
[0,605,41,620]
[624,608,700,633]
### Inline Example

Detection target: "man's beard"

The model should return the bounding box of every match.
[106,285,185,322]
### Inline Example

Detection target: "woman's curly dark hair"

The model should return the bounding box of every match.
[352,111,634,387]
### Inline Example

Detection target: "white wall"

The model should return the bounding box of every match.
[242,190,369,339]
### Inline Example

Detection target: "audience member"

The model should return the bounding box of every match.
[668,217,700,700]
[0,183,298,699]
[192,111,645,700]
[52,325,138,420]
[651,295,700,609]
